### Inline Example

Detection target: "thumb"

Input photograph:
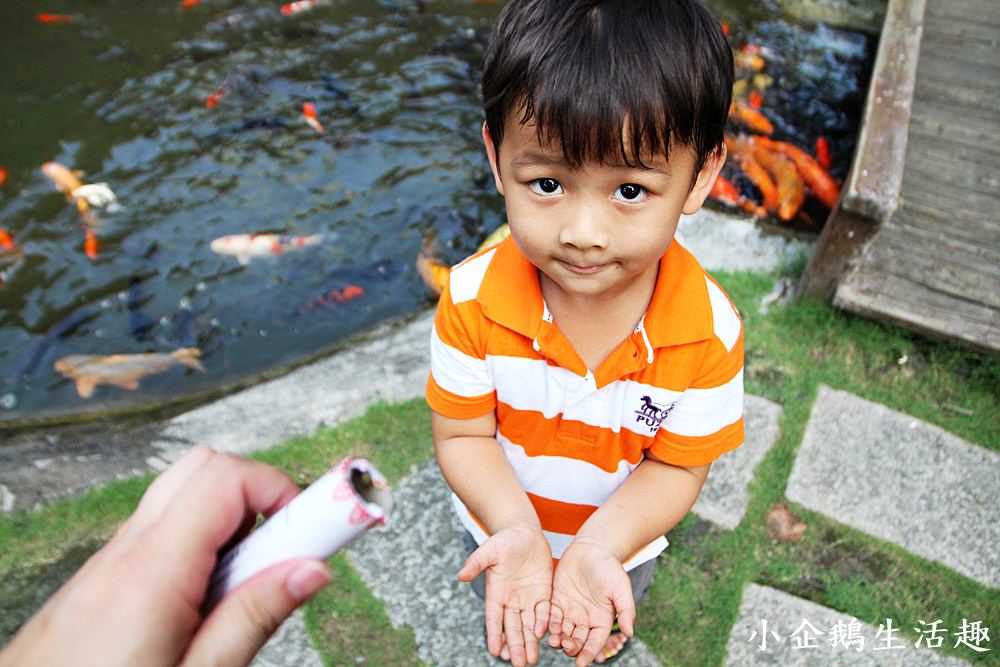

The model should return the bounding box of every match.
[457,541,494,583]
[181,559,330,667]
[612,589,637,638]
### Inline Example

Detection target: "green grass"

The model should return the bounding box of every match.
[1,267,998,664]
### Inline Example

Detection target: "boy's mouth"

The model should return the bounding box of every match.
[559,259,607,274]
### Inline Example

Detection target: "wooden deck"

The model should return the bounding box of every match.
[801,0,1000,352]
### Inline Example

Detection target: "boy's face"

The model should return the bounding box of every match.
[483,116,724,304]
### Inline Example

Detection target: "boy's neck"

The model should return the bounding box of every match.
[539,262,659,372]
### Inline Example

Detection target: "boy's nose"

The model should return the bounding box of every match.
[559,202,610,250]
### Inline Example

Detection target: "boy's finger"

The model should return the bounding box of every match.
[533,598,550,638]
[503,606,527,667]
[576,627,610,667]
[521,609,540,665]
[547,603,564,647]
[484,599,505,657]
[457,544,492,582]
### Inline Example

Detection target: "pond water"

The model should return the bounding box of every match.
[0,0,873,425]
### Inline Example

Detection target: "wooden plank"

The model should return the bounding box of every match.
[835,264,1000,353]
[841,0,928,221]
[853,222,1000,309]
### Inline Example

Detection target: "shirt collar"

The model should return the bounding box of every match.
[476,236,714,348]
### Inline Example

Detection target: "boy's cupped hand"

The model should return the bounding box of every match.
[458,524,553,667]
[547,539,636,667]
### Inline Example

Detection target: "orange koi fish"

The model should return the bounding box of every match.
[709,174,741,208]
[756,137,840,209]
[416,224,511,295]
[83,228,99,260]
[416,245,450,296]
[720,22,730,37]
[725,135,778,214]
[281,0,329,16]
[750,142,805,221]
[299,284,365,315]
[205,86,225,108]
[36,13,73,24]
[729,99,773,135]
[748,89,764,110]
[0,227,15,252]
[181,0,202,8]
[815,136,832,170]
[54,348,204,398]
[0,166,7,187]
[733,51,765,72]
[210,233,322,264]
[709,174,766,217]
[303,102,326,134]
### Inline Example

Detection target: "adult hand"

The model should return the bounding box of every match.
[548,538,635,667]
[458,524,553,667]
[0,445,332,667]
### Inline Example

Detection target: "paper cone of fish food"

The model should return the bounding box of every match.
[205,457,391,609]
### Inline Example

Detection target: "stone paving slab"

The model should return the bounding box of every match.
[347,460,663,667]
[725,584,971,666]
[786,385,1000,588]
[676,209,814,274]
[252,611,323,667]
[693,395,782,529]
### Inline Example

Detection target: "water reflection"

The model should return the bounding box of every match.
[0,0,872,423]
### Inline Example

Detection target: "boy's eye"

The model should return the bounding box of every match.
[614,183,647,202]
[530,178,563,196]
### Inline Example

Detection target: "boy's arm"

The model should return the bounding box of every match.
[432,410,554,667]
[549,454,709,667]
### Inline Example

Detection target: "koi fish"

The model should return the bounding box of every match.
[303,102,325,134]
[0,167,7,187]
[181,0,202,8]
[281,0,329,16]
[748,89,764,110]
[725,135,778,213]
[729,99,773,135]
[815,136,832,170]
[709,174,766,217]
[83,228,99,260]
[750,141,805,221]
[36,13,73,24]
[733,51,765,72]
[210,233,322,264]
[205,86,225,108]
[756,136,840,209]
[54,348,204,398]
[416,247,450,296]
[298,284,364,315]
[417,224,511,295]
[0,227,15,252]
[720,22,730,38]
[41,161,120,211]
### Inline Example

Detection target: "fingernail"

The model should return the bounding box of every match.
[286,561,331,601]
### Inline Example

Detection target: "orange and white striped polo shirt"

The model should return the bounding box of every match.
[426,236,744,570]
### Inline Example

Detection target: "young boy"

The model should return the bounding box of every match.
[426,1,740,665]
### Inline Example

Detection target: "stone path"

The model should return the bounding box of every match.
[4,212,996,665]
[787,385,1000,588]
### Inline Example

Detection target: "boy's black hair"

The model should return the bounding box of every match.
[482,0,733,173]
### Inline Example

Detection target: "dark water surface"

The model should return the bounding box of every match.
[0,0,873,425]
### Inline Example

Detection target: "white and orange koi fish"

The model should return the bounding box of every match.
[54,348,205,398]
[41,161,121,212]
[210,233,323,264]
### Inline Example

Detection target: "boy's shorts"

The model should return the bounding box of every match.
[461,531,657,606]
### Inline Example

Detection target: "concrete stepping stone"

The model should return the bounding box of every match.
[693,395,782,529]
[725,584,973,666]
[786,385,1000,587]
[347,460,663,666]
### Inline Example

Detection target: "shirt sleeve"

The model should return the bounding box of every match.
[425,272,497,419]
[648,300,745,467]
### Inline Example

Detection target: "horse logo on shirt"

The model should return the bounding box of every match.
[634,395,676,433]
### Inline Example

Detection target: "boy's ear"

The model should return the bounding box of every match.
[681,144,727,215]
[482,122,505,196]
